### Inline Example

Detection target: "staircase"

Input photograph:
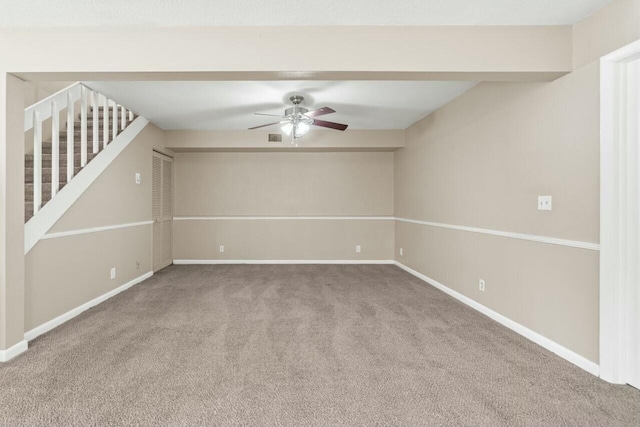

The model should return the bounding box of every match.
[25,108,136,221]
[24,83,138,222]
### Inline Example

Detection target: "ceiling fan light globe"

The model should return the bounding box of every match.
[294,121,310,137]
[281,122,293,136]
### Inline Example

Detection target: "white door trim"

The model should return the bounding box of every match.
[152,152,173,272]
[600,39,640,385]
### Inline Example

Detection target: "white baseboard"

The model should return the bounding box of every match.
[393,261,600,377]
[0,340,28,363]
[173,259,395,265]
[23,271,153,342]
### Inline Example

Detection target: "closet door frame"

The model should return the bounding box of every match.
[152,150,174,272]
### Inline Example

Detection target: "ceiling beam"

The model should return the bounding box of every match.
[1,26,571,82]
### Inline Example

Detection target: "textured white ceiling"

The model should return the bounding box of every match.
[85,81,478,130]
[2,0,611,26]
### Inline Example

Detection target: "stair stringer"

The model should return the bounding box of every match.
[24,117,149,254]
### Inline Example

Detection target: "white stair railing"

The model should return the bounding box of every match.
[24,83,136,216]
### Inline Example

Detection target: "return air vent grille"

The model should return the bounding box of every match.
[268,133,283,143]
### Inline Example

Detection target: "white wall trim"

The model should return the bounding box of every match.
[24,117,150,254]
[0,340,28,363]
[395,217,599,251]
[599,39,640,385]
[23,271,153,342]
[175,216,598,251]
[41,221,153,240]
[394,261,600,377]
[173,259,395,265]
[601,38,640,63]
[174,216,395,221]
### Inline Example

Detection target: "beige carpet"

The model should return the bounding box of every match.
[0,265,638,426]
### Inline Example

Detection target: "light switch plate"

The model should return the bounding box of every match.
[135,173,141,184]
[538,195,552,211]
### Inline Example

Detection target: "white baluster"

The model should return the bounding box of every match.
[51,101,59,197]
[103,95,109,148]
[80,86,88,167]
[129,110,134,122]
[66,92,74,182]
[112,101,118,139]
[121,105,126,130]
[33,110,42,214]
[92,91,99,153]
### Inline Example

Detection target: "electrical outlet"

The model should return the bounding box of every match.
[135,173,141,184]
[479,279,486,292]
[219,245,225,253]
[110,267,116,280]
[538,195,552,211]
[355,245,361,253]
[399,248,404,256]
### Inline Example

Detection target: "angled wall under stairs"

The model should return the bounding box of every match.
[25,122,168,338]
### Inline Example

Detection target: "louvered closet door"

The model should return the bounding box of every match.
[152,152,173,272]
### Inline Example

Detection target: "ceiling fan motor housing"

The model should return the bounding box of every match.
[284,106,309,117]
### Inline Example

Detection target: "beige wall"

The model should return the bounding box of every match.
[174,150,394,260]
[395,64,600,243]
[175,219,393,261]
[24,123,165,331]
[395,74,602,361]
[395,222,600,358]
[0,75,25,350]
[394,0,640,364]
[25,226,151,331]
[573,0,640,69]
[175,151,393,216]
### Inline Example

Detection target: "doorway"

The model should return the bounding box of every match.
[600,40,640,388]
[152,151,173,272]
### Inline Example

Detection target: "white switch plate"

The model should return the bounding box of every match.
[479,279,485,292]
[355,245,361,253]
[135,173,141,184]
[219,245,225,253]
[538,195,552,211]
[399,248,404,256]
[110,267,116,280]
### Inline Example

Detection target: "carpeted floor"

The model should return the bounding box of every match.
[0,265,638,426]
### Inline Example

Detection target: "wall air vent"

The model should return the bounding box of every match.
[268,133,283,143]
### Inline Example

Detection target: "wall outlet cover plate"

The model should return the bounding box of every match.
[538,195,552,211]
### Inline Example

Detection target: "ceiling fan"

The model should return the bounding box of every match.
[249,95,348,140]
